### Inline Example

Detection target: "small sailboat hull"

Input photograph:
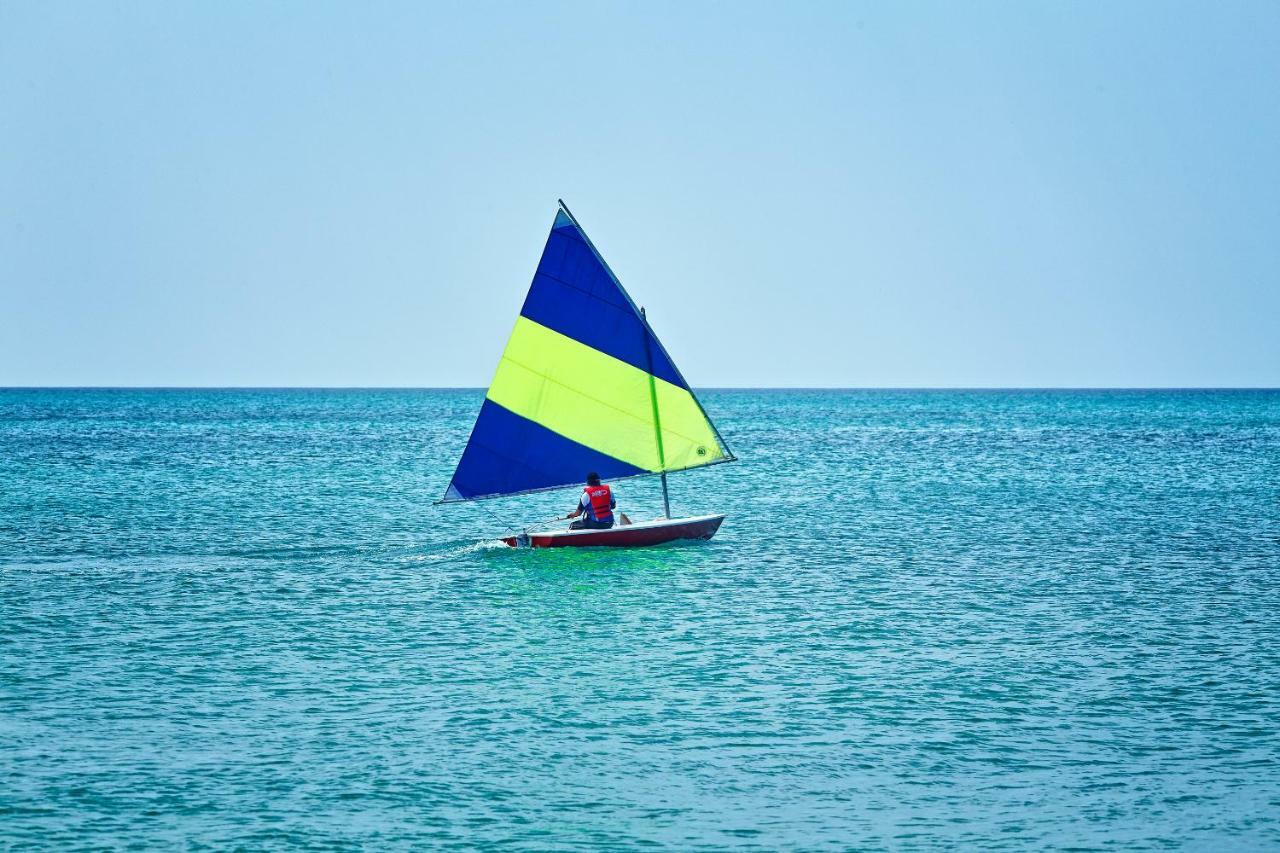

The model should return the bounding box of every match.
[503,514,725,548]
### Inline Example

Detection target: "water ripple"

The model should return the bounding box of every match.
[2,389,1279,849]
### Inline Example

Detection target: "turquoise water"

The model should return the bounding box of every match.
[3,388,1279,849]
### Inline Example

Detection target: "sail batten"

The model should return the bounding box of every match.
[440,203,734,504]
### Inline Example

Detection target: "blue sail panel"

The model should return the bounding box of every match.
[518,211,688,390]
[443,399,648,501]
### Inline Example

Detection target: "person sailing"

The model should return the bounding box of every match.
[566,472,631,529]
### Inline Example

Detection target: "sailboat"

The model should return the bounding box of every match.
[439,201,737,548]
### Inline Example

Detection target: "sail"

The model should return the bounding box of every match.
[440,202,734,502]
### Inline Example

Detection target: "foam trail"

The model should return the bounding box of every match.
[410,538,510,564]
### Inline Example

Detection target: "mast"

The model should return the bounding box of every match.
[640,306,671,519]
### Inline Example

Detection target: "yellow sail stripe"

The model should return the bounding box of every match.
[486,317,725,473]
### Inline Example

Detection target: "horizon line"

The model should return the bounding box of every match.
[2,385,1278,392]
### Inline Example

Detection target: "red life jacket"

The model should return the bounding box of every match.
[583,484,614,521]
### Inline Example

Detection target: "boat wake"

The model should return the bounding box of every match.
[410,538,510,564]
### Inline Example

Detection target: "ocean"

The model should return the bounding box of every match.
[2,388,1278,849]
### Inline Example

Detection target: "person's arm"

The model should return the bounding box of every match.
[566,493,586,519]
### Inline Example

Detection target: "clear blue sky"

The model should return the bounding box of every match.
[2,1,1277,387]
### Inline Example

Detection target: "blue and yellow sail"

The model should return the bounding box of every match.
[441,202,734,502]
